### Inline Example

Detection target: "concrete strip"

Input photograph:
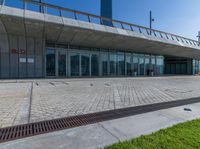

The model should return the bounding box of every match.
[0,124,118,149]
[0,6,24,18]
[44,14,63,25]
[157,103,200,121]
[1,102,200,149]
[13,82,33,125]
[99,110,181,142]
[92,23,106,32]
[25,10,45,22]
[63,17,80,28]
[78,21,94,30]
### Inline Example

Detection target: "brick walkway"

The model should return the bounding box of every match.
[1,76,200,128]
[0,82,29,128]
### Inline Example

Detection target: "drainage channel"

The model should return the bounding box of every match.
[1,97,200,143]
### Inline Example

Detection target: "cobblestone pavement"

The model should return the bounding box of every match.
[1,76,200,128]
[0,82,29,128]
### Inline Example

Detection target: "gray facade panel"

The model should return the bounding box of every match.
[18,36,27,78]
[9,35,18,78]
[27,37,35,78]
[35,55,43,77]
[0,34,9,78]
[0,52,9,78]
[35,38,44,77]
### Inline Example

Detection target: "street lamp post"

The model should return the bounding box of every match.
[150,11,155,35]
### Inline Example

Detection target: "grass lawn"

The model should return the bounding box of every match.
[105,119,200,149]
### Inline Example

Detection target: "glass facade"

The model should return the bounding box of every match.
[139,55,145,76]
[46,49,56,76]
[133,54,139,76]
[126,53,132,76]
[81,54,90,76]
[70,53,80,77]
[151,55,156,73]
[91,54,99,76]
[58,50,66,77]
[193,59,200,74]
[145,55,150,75]
[101,52,109,76]
[156,56,164,75]
[118,52,125,76]
[46,46,165,77]
[109,52,117,76]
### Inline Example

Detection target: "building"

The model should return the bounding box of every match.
[101,0,113,26]
[0,0,200,79]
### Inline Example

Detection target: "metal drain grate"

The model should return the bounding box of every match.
[1,97,200,143]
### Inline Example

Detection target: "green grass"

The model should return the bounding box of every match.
[105,119,200,149]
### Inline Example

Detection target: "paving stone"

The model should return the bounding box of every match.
[1,76,200,127]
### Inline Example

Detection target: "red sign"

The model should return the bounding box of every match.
[11,48,18,54]
[11,49,27,54]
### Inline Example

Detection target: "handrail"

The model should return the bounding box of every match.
[2,0,200,47]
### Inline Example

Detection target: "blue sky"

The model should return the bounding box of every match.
[7,0,200,40]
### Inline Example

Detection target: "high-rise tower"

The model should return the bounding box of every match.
[101,0,113,26]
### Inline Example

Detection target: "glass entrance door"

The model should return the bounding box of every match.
[91,54,99,76]
[46,48,67,77]
[46,49,56,76]
[81,54,90,76]
[70,53,80,77]
[58,50,66,77]
[139,55,145,76]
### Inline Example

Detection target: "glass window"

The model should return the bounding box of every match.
[70,53,80,77]
[91,54,99,76]
[110,52,117,76]
[118,52,125,76]
[58,51,66,77]
[101,52,108,76]
[145,55,150,75]
[156,56,164,75]
[81,54,90,76]
[199,60,200,73]
[46,49,56,76]
[126,54,132,76]
[151,55,156,73]
[133,54,139,76]
[195,60,199,74]
[139,54,145,76]
[192,60,196,75]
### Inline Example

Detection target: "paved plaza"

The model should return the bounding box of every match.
[1,76,200,128]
